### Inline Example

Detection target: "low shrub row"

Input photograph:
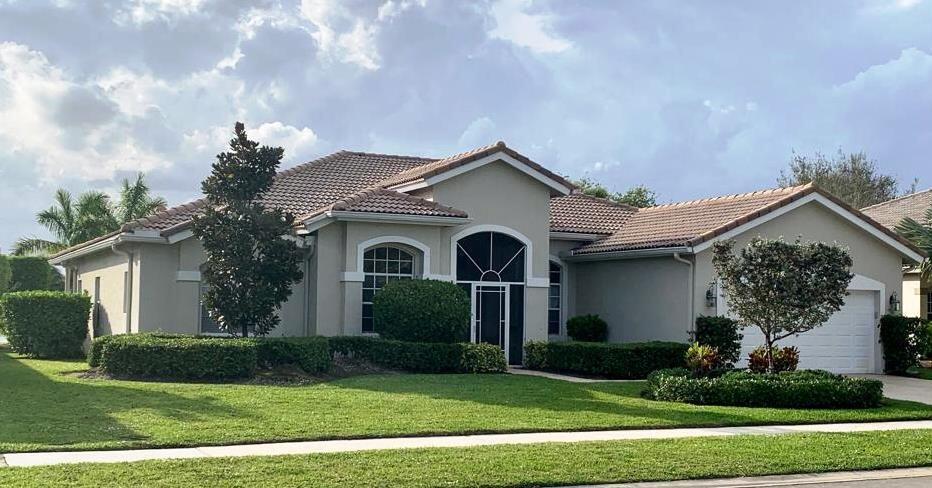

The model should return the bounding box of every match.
[328,336,507,373]
[90,333,507,380]
[879,314,931,375]
[524,340,689,379]
[0,291,91,359]
[645,369,883,409]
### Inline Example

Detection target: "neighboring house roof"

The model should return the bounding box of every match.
[549,192,637,235]
[572,183,925,259]
[861,189,932,229]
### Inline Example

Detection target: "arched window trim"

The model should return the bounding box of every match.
[356,236,430,277]
[361,244,417,333]
[450,225,533,285]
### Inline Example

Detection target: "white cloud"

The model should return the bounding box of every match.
[114,0,207,26]
[860,0,924,14]
[378,0,428,21]
[252,121,319,162]
[488,0,571,54]
[457,116,497,148]
[0,42,171,181]
[299,0,382,70]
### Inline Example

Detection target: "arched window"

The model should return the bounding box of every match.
[362,245,416,333]
[455,232,526,283]
[548,261,562,335]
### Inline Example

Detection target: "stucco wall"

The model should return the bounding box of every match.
[903,272,930,319]
[548,239,586,338]
[574,257,691,342]
[73,250,130,338]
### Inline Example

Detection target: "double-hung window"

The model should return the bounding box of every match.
[548,262,562,335]
[362,246,415,333]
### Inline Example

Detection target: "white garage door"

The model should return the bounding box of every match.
[738,290,877,374]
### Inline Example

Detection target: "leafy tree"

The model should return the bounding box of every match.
[572,178,657,208]
[778,150,900,208]
[896,206,932,280]
[712,238,853,372]
[193,122,304,337]
[13,174,166,256]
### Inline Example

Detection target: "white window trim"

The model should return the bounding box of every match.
[343,236,431,282]
[450,225,535,286]
[548,256,566,336]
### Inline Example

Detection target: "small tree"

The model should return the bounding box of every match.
[572,178,657,208]
[193,122,304,337]
[777,150,901,209]
[712,238,853,372]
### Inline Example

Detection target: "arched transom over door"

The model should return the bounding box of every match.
[455,231,526,365]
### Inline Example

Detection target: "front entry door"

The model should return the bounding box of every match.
[472,284,510,361]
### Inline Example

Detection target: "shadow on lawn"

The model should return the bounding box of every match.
[327,373,764,428]
[0,351,242,452]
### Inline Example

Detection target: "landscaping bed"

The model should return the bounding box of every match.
[3,430,932,487]
[645,369,884,409]
[524,340,688,379]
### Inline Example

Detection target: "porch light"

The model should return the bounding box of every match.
[705,283,717,308]
[889,291,901,314]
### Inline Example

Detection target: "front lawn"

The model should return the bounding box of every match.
[3,430,932,487]
[3,350,932,453]
[917,368,932,380]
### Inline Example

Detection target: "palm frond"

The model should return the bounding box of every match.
[117,173,167,222]
[897,215,932,281]
[11,237,65,256]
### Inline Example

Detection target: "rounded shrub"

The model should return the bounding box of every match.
[566,314,608,342]
[373,279,469,343]
[0,291,91,358]
[695,315,743,367]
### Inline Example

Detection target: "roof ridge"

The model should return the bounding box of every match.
[641,183,812,211]
[123,198,207,231]
[341,150,439,162]
[565,191,639,212]
[860,187,932,211]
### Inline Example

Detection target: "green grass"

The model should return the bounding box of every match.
[917,368,932,380]
[3,430,932,487]
[3,350,932,454]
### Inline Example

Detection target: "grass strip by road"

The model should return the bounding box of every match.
[3,430,932,487]
[4,350,932,454]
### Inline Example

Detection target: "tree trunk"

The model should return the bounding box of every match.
[242,323,249,338]
[764,332,774,374]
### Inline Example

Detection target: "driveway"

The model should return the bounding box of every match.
[853,374,932,405]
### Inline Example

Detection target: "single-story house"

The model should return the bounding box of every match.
[862,189,932,321]
[50,142,925,373]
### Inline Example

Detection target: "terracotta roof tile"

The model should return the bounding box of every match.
[317,188,468,218]
[573,185,815,254]
[861,189,932,229]
[549,193,637,234]
[380,141,575,191]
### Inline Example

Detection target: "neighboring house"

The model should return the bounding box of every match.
[862,189,932,321]
[50,142,925,373]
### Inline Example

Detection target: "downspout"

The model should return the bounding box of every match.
[302,236,317,337]
[111,239,133,334]
[672,252,695,341]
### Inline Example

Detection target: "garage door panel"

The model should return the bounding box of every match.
[735,290,876,374]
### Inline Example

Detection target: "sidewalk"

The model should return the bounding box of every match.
[4,420,932,468]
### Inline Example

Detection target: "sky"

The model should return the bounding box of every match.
[1,0,931,252]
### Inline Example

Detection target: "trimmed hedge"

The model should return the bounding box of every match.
[373,279,470,343]
[0,254,11,295]
[566,314,608,342]
[523,340,689,379]
[329,336,507,374]
[646,369,883,409]
[879,314,930,375]
[253,336,331,373]
[695,315,742,367]
[8,257,55,291]
[0,291,90,358]
[98,334,257,380]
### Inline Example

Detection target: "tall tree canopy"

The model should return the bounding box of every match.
[713,238,853,372]
[12,174,166,256]
[193,122,304,337]
[778,150,902,209]
[896,207,932,280]
[572,178,657,208]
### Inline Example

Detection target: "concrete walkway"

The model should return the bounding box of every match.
[569,467,932,487]
[507,367,639,383]
[4,420,932,468]
[853,375,932,405]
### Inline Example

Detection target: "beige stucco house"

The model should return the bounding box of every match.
[50,142,925,372]
[862,189,932,321]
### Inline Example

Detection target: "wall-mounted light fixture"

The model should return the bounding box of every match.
[705,282,717,308]
[888,291,901,314]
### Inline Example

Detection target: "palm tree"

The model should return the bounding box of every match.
[897,207,932,279]
[116,173,167,223]
[12,174,166,256]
